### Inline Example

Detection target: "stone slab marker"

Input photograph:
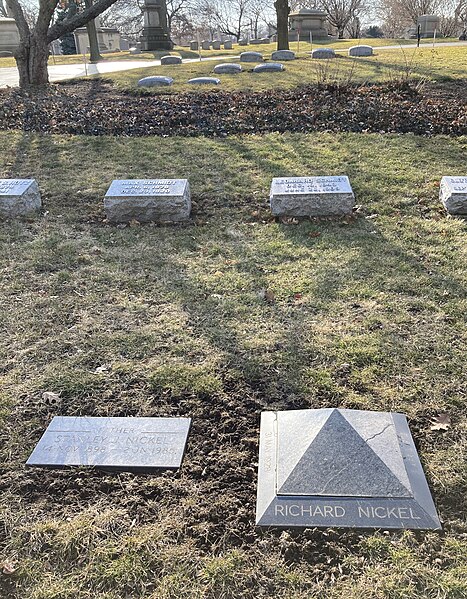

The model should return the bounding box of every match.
[26,416,191,472]
[104,179,191,223]
[270,176,354,217]
[0,179,41,218]
[440,176,467,214]
[256,408,442,530]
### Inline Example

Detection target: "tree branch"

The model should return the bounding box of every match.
[5,0,30,39]
[47,0,120,42]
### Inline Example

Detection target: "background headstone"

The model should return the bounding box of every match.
[27,416,191,471]
[348,45,373,57]
[270,176,355,217]
[253,62,284,73]
[190,40,198,50]
[213,63,242,74]
[104,179,191,223]
[311,48,336,59]
[188,77,221,85]
[201,40,211,50]
[161,55,182,65]
[223,40,233,49]
[256,408,442,530]
[137,75,173,87]
[240,51,263,62]
[440,176,467,214]
[271,50,295,61]
[212,40,221,50]
[0,179,42,218]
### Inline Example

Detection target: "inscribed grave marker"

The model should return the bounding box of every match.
[256,408,441,530]
[26,416,191,471]
[0,179,41,218]
[440,176,467,214]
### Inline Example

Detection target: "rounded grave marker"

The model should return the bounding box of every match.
[271,50,295,61]
[240,51,263,62]
[348,45,373,57]
[311,48,336,59]
[137,76,173,87]
[161,55,182,65]
[213,63,242,74]
[188,77,221,85]
[253,62,284,73]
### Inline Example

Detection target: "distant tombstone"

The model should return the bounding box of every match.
[256,408,442,530]
[161,55,182,65]
[212,40,221,50]
[238,39,249,46]
[270,176,354,217]
[201,40,210,50]
[120,38,130,51]
[0,179,42,218]
[253,62,284,73]
[129,47,142,55]
[213,63,242,74]
[240,51,263,62]
[440,176,467,214]
[271,50,295,61]
[250,38,261,44]
[311,47,336,59]
[0,51,13,57]
[137,75,173,87]
[104,179,191,223]
[223,40,233,49]
[26,416,191,472]
[190,40,199,50]
[188,77,221,85]
[348,45,373,57]
[259,37,270,44]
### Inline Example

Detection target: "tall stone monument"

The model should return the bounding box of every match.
[288,8,328,41]
[140,0,173,51]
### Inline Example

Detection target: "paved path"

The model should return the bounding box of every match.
[1,41,465,88]
[335,40,467,52]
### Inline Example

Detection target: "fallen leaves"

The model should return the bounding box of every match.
[1,559,17,575]
[430,413,451,432]
[0,81,465,137]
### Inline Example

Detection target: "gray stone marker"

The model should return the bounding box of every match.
[256,408,442,530]
[311,47,336,59]
[440,176,467,214]
[238,39,248,46]
[161,55,182,65]
[104,179,191,223]
[223,40,233,49]
[26,416,191,472]
[271,49,295,61]
[253,62,284,73]
[137,75,173,87]
[212,40,221,50]
[240,51,263,62]
[270,176,354,217]
[201,40,210,50]
[213,63,242,74]
[348,44,373,57]
[0,179,42,218]
[188,77,220,85]
[190,40,198,50]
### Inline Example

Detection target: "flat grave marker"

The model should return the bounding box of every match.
[104,179,191,223]
[256,408,441,530]
[27,416,191,472]
[0,179,41,218]
[270,176,355,217]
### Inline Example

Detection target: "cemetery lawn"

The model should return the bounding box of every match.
[0,130,466,599]
[100,46,467,93]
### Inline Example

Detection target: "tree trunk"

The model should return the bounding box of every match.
[84,0,101,62]
[275,0,289,50]
[14,33,49,87]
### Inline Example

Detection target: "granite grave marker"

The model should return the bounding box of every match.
[27,416,191,472]
[0,179,42,218]
[440,176,467,214]
[256,408,441,530]
[270,176,355,217]
[104,179,191,223]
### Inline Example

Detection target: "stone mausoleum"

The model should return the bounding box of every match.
[288,8,329,41]
[0,17,20,55]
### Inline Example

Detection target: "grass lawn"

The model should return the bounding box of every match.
[95,46,467,94]
[0,37,461,68]
[0,130,466,598]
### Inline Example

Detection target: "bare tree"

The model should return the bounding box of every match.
[319,0,366,38]
[0,0,8,16]
[7,0,120,87]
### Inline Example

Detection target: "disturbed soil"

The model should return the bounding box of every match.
[0,80,466,137]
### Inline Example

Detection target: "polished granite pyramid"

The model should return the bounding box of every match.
[256,408,441,530]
